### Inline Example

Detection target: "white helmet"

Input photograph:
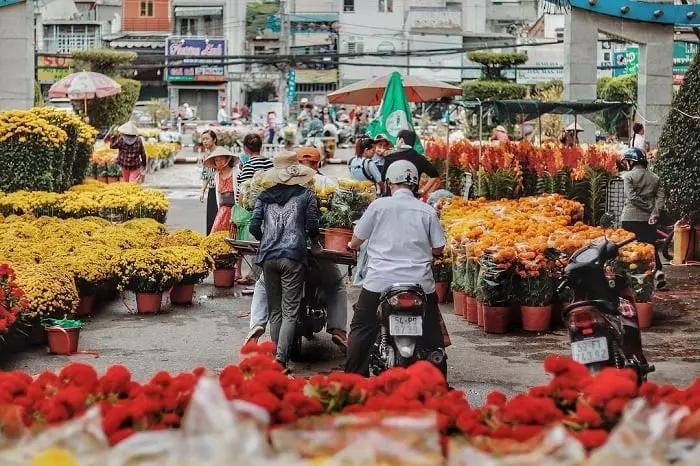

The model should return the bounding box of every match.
[385,160,419,186]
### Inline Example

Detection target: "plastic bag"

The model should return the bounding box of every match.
[476,248,514,307]
[447,426,585,466]
[232,204,253,241]
[270,410,442,464]
[587,399,689,466]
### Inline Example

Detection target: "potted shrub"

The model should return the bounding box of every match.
[477,248,514,334]
[106,163,121,183]
[42,317,84,355]
[161,246,214,304]
[51,248,112,316]
[450,252,466,316]
[115,249,183,313]
[465,255,480,324]
[201,231,238,288]
[84,162,98,181]
[0,264,30,356]
[618,242,656,328]
[13,264,79,344]
[320,179,374,252]
[517,251,554,332]
[432,256,452,304]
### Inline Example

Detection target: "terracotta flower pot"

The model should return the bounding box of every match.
[76,295,95,316]
[99,176,109,183]
[213,268,236,288]
[46,327,80,355]
[323,228,353,253]
[84,175,96,181]
[521,305,552,332]
[170,283,195,305]
[477,302,485,327]
[435,282,449,304]
[452,291,465,316]
[483,305,510,334]
[465,296,478,324]
[636,302,653,329]
[136,292,163,313]
[107,176,119,183]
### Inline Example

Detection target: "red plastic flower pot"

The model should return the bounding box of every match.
[213,268,236,288]
[76,295,95,316]
[135,292,163,313]
[46,327,80,355]
[483,306,510,334]
[521,305,552,332]
[322,228,353,253]
[435,282,449,304]
[465,295,478,324]
[477,302,485,327]
[636,302,653,329]
[452,291,465,316]
[107,176,119,183]
[170,284,195,305]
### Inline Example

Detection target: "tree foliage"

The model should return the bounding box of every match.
[597,74,636,137]
[461,80,528,101]
[246,2,279,40]
[72,49,138,76]
[467,52,528,80]
[656,52,700,219]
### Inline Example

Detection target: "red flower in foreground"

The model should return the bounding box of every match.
[575,429,609,449]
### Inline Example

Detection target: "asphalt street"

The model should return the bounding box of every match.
[2,154,699,405]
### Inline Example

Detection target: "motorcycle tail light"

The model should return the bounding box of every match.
[389,292,423,308]
[569,309,602,334]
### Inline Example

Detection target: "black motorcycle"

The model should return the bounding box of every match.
[368,284,447,376]
[547,232,655,384]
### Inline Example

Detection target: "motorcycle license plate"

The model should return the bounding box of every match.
[389,315,423,336]
[571,337,609,365]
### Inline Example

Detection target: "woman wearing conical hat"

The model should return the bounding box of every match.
[111,121,147,183]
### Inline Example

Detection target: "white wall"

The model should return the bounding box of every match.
[0,1,35,110]
[226,0,248,106]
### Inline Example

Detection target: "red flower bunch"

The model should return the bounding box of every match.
[0,264,29,336]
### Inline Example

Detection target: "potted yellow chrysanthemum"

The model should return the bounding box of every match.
[159,246,214,304]
[200,231,238,288]
[115,249,183,313]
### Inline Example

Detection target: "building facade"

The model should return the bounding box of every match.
[0,0,35,110]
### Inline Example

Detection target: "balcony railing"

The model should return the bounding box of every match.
[43,34,100,54]
[122,17,172,32]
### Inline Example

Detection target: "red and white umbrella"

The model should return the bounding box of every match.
[327,74,462,106]
[48,71,121,99]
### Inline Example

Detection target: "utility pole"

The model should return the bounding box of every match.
[403,8,410,76]
[279,0,290,119]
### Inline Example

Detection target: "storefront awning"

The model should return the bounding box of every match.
[110,40,165,49]
[174,6,223,17]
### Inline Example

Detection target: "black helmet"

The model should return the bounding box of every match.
[622,147,647,165]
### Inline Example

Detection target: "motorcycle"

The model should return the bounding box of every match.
[368,283,447,376]
[547,215,655,385]
[225,239,355,359]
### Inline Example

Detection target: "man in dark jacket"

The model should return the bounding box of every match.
[380,129,440,198]
[249,151,320,367]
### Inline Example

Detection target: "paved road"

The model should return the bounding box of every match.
[3,162,699,405]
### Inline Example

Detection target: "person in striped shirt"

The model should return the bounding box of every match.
[237,133,273,189]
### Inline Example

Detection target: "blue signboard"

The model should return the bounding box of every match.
[0,0,25,6]
[166,38,226,82]
[287,70,296,104]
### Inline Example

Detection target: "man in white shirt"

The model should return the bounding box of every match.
[346,160,448,376]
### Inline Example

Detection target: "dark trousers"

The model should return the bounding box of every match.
[345,288,444,376]
[206,188,217,235]
[263,258,305,365]
[622,221,662,271]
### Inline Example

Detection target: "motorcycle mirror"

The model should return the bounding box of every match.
[543,247,560,261]
[600,212,616,230]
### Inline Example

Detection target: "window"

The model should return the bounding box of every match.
[139,0,154,17]
[42,24,99,53]
[344,0,354,12]
[178,18,197,35]
[347,37,364,54]
[378,0,393,12]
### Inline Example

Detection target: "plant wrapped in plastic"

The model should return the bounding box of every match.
[476,247,515,307]
[516,245,554,307]
[616,242,656,303]
[465,244,480,297]
[432,255,452,283]
[320,179,374,230]
[41,317,84,330]
[451,246,467,292]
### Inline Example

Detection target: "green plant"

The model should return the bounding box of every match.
[247,1,279,40]
[532,85,564,138]
[535,79,563,95]
[146,99,170,127]
[467,52,528,80]
[72,49,138,76]
[656,52,700,219]
[461,80,528,102]
[34,82,43,107]
[597,74,636,137]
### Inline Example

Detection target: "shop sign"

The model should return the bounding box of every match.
[673,41,697,82]
[295,69,338,84]
[166,38,226,82]
[37,55,73,84]
[228,71,279,83]
[407,10,461,30]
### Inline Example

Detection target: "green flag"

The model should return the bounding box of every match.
[367,72,424,154]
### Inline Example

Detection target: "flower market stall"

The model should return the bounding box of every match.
[0,343,699,465]
[437,194,657,331]
[87,141,180,180]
